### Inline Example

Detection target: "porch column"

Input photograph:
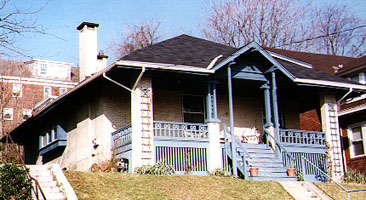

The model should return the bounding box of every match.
[271,71,280,139]
[131,74,154,172]
[261,82,276,150]
[227,63,237,176]
[320,93,344,179]
[206,81,222,171]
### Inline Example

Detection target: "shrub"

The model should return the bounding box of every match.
[0,162,33,200]
[135,161,175,175]
[208,168,233,177]
[343,170,366,184]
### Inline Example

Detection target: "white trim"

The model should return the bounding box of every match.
[206,55,223,70]
[338,104,366,116]
[294,78,366,90]
[115,60,214,73]
[268,51,313,69]
[348,122,366,158]
[346,94,366,104]
[0,75,77,88]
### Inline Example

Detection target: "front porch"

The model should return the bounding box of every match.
[112,120,329,181]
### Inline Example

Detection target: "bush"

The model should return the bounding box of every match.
[208,168,234,177]
[343,170,366,184]
[135,161,175,175]
[0,162,33,200]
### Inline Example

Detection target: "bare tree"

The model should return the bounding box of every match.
[203,0,313,50]
[310,3,366,57]
[109,20,162,58]
[0,0,46,57]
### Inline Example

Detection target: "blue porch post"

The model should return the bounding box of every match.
[271,71,280,138]
[206,81,222,171]
[261,82,273,127]
[227,62,237,176]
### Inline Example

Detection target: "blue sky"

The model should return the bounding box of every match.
[3,0,366,65]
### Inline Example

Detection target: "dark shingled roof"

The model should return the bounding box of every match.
[120,34,237,68]
[119,34,361,86]
[337,56,366,75]
[265,47,358,75]
[276,58,358,84]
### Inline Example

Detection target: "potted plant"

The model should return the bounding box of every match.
[287,162,296,176]
[250,167,259,176]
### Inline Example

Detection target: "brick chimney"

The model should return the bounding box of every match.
[77,22,99,81]
[97,50,108,72]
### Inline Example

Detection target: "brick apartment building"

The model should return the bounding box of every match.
[0,59,78,137]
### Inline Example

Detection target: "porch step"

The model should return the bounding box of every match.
[232,142,297,181]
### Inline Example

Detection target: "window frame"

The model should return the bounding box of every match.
[39,125,67,155]
[348,122,366,158]
[44,86,52,98]
[3,108,14,121]
[182,94,206,123]
[12,83,22,97]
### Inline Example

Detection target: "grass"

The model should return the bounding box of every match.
[65,171,293,200]
[314,182,366,200]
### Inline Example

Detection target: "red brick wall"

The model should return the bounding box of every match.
[342,127,366,173]
[299,109,322,131]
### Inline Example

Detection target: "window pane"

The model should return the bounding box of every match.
[184,113,204,123]
[353,141,365,156]
[352,127,362,141]
[43,135,47,146]
[183,96,203,113]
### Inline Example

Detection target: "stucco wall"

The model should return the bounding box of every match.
[35,83,131,171]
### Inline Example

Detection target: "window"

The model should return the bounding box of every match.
[22,109,32,121]
[39,125,67,155]
[60,88,67,95]
[183,95,205,123]
[349,124,366,157]
[3,108,13,120]
[12,83,22,97]
[40,63,47,75]
[44,86,52,98]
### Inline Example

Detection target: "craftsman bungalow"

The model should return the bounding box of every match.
[6,22,366,181]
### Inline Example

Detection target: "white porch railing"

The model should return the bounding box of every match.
[279,129,326,146]
[153,121,208,139]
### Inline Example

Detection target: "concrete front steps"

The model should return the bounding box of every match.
[279,181,331,200]
[240,143,297,181]
[27,164,77,200]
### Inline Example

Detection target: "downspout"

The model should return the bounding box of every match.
[337,87,353,105]
[132,67,146,90]
[102,72,132,92]
[102,67,146,92]
[336,87,352,175]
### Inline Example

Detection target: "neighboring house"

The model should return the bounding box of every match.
[0,59,78,136]
[336,56,366,173]
[5,22,366,182]
[264,48,366,174]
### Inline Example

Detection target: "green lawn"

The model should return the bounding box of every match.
[314,182,366,200]
[65,171,293,200]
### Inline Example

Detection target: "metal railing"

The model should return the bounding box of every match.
[5,133,46,200]
[153,121,208,139]
[265,128,366,200]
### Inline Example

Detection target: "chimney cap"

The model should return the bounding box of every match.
[77,22,99,31]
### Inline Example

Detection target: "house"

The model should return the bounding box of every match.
[336,56,366,173]
[263,48,366,174]
[0,59,78,137]
[5,22,366,181]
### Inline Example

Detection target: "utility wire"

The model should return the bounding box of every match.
[276,24,366,48]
